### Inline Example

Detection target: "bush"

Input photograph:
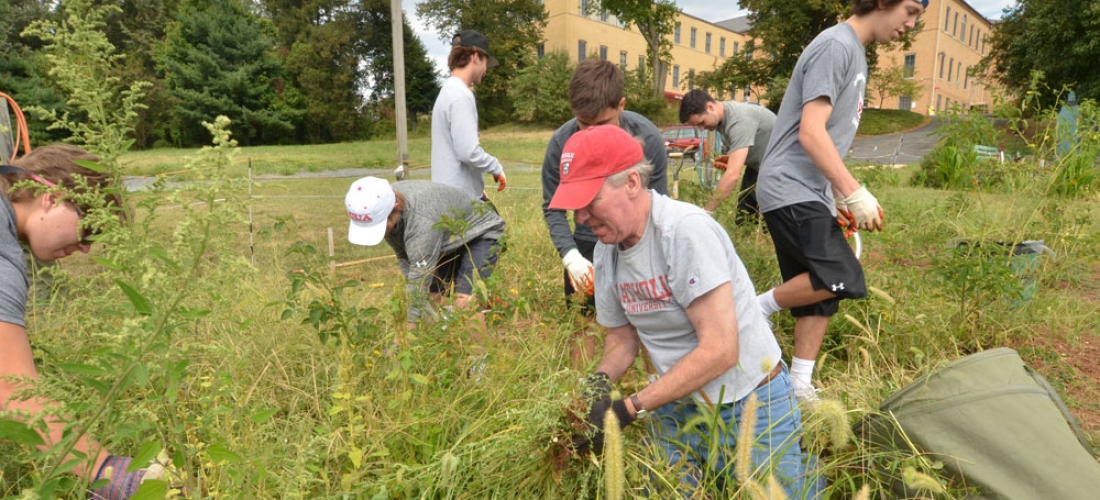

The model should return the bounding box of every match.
[509,51,574,126]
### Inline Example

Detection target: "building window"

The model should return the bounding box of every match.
[639,55,645,68]
[899,95,912,110]
[969,25,975,48]
[705,33,712,53]
[957,62,962,86]
[620,51,628,69]
[720,37,726,57]
[673,65,680,88]
[578,40,587,61]
[938,53,945,78]
[743,85,751,101]
[903,53,916,78]
[936,94,942,112]
[947,57,954,81]
[580,0,589,16]
[600,9,609,22]
[964,68,969,89]
[688,69,695,89]
[537,43,544,58]
[690,27,697,49]
[944,7,951,31]
[734,41,739,54]
[674,23,681,44]
[961,15,967,40]
[599,45,608,60]
[977,30,982,51]
[953,12,958,37]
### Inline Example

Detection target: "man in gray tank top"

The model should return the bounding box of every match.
[755,0,926,402]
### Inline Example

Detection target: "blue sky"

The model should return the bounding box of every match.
[402,0,1017,78]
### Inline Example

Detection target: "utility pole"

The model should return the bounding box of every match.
[391,0,410,180]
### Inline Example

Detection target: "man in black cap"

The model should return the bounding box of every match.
[431,30,506,202]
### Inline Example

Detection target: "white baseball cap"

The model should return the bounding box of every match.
[345,176,396,246]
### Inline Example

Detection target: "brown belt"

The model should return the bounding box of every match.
[756,363,784,389]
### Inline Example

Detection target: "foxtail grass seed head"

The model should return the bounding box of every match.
[805,399,852,451]
[903,466,946,493]
[868,286,896,304]
[735,392,760,482]
[766,473,791,500]
[743,478,768,500]
[603,408,625,500]
[854,483,871,500]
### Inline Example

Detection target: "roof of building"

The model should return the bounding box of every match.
[715,16,752,34]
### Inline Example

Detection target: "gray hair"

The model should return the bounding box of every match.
[605,158,653,189]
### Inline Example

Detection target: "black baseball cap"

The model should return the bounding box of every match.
[452,30,498,68]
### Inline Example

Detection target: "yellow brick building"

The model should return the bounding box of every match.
[540,0,751,102]
[876,0,996,114]
[538,0,997,115]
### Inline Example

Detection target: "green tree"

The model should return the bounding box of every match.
[980,0,1100,106]
[158,0,300,146]
[869,63,924,108]
[597,0,680,100]
[416,0,547,125]
[0,0,71,143]
[358,0,441,122]
[259,0,368,143]
[508,51,572,125]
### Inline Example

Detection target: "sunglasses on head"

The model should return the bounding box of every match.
[2,164,100,245]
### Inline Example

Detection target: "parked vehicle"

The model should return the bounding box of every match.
[661,125,702,153]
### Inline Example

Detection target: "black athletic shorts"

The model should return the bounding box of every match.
[763,202,866,318]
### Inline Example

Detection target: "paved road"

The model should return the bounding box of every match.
[845,118,941,166]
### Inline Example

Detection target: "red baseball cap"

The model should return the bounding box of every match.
[548,125,644,210]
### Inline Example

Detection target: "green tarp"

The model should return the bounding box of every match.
[858,347,1100,499]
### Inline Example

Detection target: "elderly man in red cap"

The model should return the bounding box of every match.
[554,125,822,497]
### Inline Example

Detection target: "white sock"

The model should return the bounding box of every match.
[757,289,782,317]
[790,357,816,387]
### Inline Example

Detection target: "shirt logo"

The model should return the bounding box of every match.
[688,276,698,285]
[831,283,845,292]
[414,260,429,268]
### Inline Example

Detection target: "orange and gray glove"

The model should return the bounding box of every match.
[562,248,594,296]
[839,186,884,231]
[713,154,730,171]
[493,172,507,191]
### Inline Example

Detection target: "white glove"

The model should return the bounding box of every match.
[562,248,594,296]
[839,186,884,231]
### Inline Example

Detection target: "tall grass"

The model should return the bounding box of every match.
[6,142,1097,498]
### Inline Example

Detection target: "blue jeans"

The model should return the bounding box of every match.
[646,368,824,499]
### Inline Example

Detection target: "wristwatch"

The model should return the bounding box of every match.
[630,393,649,420]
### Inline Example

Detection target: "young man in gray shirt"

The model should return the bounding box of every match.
[679,89,776,218]
[755,0,926,401]
[540,59,667,365]
[345,177,505,334]
[431,30,506,201]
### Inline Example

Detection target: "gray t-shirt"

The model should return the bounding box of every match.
[431,76,504,201]
[594,193,782,405]
[541,111,668,257]
[719,101,776,171]
[1,196,28,328]
[757,22,868,215]
[385,180,506,322]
